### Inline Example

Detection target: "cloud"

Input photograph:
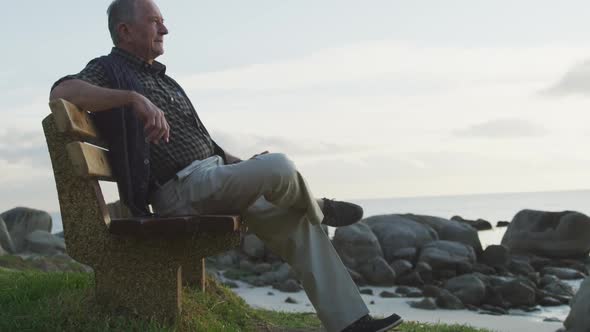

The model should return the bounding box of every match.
[453,118,547,138]
[210,131,372,161]
[0,129,51,168]
[543,59,590,96]
[179,41,587,94]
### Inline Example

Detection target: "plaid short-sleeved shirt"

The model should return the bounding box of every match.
[53,48,216,184]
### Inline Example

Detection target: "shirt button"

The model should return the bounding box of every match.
[170,96,174,103]
[144,159,150,165]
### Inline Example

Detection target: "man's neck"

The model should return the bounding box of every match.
[116,45,154,64]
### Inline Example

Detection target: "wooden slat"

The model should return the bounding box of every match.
[49,99,99,140]
[108,215,241,237]
[66,142,115,181]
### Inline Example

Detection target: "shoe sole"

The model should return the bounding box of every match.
[376,318,403,332]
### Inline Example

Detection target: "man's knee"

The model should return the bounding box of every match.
[259,153,297,181]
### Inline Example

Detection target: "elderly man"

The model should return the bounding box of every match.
[50,0,402,331]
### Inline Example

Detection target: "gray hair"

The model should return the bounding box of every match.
[107,0,139,45]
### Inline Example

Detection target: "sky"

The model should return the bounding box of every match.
[2,0,590,213]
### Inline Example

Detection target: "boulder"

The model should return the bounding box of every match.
[359,288,373,295]
[418,240,476,272]
[242,233,266,259]
[540,274,560,288]
[379,290,399,298]
[395,286,421,296]
[0,216,15,254]
[497,280,536,307]
[1,207,52,253]
[408,298,437,310]
[423,285,442,297]
[543,280,575,298]
[253,262,272,274]
[364,215,438,262]
[390,247,418,262]
[396,271,424,287]
[564,277,590,332]
[436,289,465,309]
[480,245,510,267]
[390,259,413,277]
[333,222,383,269]
[273,279,301,293]
[451,216,493,231]
[415,261,433,283]
[444,274,486,305]
[252,263,293,286]
[496,221,510,227]
[358,257,396,286]
[501,210,590,259]
[24,230,66,255]
[508,258,535,276]
[403,214,483,254]
[542,267,585,280]
[347,267,366,285]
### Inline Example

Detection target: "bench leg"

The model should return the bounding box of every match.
[94,261,182,322]
[181,258,206,291]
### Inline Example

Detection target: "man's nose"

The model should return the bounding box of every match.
[159,23,168,35]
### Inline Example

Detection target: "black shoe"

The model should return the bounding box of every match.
[321,198,364,227]
[342,313,403,332]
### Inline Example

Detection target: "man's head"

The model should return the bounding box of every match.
[107,0,168,63]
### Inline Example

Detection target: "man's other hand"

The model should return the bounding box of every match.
[130,92,170,144]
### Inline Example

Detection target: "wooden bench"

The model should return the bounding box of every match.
[42,98,242,322]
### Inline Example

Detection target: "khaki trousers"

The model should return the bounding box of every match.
[150,153,368,332]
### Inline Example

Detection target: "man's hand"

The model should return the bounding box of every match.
[129,92,170,144]
[250,151,269,159]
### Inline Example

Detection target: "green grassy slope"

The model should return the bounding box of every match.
[0,268,493,332]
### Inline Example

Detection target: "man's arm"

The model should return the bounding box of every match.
[50,79,170,143]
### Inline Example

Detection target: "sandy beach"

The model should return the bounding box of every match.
[229,280,565,332]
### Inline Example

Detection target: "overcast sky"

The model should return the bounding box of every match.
[2,0,590,213]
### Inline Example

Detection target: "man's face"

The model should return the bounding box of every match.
[122,0,168,62]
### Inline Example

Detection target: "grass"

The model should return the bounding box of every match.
[0,269,493,332]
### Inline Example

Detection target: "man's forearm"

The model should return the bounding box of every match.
[49,79,136,113]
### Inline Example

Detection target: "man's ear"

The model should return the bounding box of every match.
[117,23,131,43]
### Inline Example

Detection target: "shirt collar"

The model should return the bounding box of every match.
[110,47,167,75]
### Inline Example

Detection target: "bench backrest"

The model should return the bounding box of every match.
[42,99,116,266]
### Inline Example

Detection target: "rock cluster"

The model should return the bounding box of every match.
[0,207,88,272]
[208,209,590,318]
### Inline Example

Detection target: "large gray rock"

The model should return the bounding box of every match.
[242,233,266,259]
[364,215,438,262]
[358,257,396,286]
[0,216,15,253]
[333,222,383,269]
[501,210,590,259]
[418,240,476,272]
[564,277,590,332]
[542,267,585,280]
[24,230,66,255]
[497,280,536,307]
[1,207,52,253]
[480,245,510,267]
[390,259,413,277]
[444,274,486,305]
[436,288,466,309]
[404,214,483,254]
[451,215,493,231]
